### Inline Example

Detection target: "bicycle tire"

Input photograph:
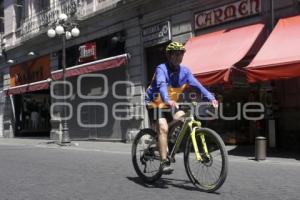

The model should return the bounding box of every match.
[132,128,162,183]
[184,127,228,192]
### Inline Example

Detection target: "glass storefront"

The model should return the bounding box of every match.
[14,90,51,137]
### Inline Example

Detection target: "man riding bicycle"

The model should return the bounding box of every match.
[145,41,218,174]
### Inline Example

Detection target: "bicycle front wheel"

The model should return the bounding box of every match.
[184,128,228,192]
[132,129,162,183]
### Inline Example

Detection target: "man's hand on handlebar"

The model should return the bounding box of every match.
[167,100,179,109]
[166,99,218,110]
[211,99,219,108]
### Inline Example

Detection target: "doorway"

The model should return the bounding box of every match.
[14,90,51,137]
[145,43,168,86]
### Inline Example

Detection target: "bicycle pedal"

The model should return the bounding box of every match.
[161,166,174,175]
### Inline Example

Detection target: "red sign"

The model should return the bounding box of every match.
[195,0,261,30]
[78,42,97,63]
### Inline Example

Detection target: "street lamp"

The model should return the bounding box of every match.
[47,13,80,144]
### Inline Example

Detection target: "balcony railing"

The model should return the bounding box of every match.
[20,0,123,39]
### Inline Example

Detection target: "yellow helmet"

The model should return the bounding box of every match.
[166,41,186,52]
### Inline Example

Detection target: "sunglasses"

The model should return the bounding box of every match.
[171,51,185,56]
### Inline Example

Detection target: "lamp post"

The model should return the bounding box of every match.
[47,13,80,144]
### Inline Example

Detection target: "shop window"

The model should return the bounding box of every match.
[95,31,126,59]
[56,31,126,69]
[56,46,80,69]
[14,92,51,136]
[67,45,80,67]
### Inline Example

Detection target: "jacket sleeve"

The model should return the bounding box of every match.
[186,68,215,101]
[156,66,169,103]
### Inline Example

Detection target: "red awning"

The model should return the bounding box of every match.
[4,80,50,95]
[182,23,265,85]
[51,54,129,80]
[4,54,129,95]
[246,15,300,82]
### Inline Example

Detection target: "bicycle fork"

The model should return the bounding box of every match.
[189,122,210,161]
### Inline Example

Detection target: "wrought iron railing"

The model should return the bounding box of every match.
[19,0,123,39]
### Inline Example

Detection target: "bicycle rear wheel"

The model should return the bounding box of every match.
[184,128,228,192]
[132,129,162,183]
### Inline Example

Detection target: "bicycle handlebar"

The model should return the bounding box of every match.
[177,101,215,110]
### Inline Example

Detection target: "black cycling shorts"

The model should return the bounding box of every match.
[147,106,182,123]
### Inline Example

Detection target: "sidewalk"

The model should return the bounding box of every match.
[0,137,299,164]
[227,145,300,164]
[0,138,131,154]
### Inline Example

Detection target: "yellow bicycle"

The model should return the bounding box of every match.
[132,103,228,192]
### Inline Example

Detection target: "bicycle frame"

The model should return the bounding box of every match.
[169,115,209,162]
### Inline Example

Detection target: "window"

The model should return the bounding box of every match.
[15,0,25,29]
[0,0,4,33]
[37,0,50,12]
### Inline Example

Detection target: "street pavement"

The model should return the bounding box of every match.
[0,138,299,200]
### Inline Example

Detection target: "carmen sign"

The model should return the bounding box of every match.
[195,0,261,30]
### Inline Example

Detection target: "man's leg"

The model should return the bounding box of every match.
[158,118,168,161]
[158,117,174,174]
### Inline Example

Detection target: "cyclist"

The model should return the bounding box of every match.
[145,41,218,174]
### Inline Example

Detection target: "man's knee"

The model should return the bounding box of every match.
[173,110,185,120]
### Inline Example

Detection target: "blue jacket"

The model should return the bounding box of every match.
[145,63,215,108]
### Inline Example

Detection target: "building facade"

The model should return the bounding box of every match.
[0,0,299,150]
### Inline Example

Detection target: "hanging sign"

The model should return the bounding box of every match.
[78,42,97,63]
[142,21,171,47]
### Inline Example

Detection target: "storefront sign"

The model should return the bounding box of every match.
[195,0,261,30]
[142,21,171,47]
[78,42,97,63]
[10,56,50,86]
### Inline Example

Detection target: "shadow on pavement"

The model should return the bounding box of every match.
[127,176,220,194]
[228,145,300,160]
